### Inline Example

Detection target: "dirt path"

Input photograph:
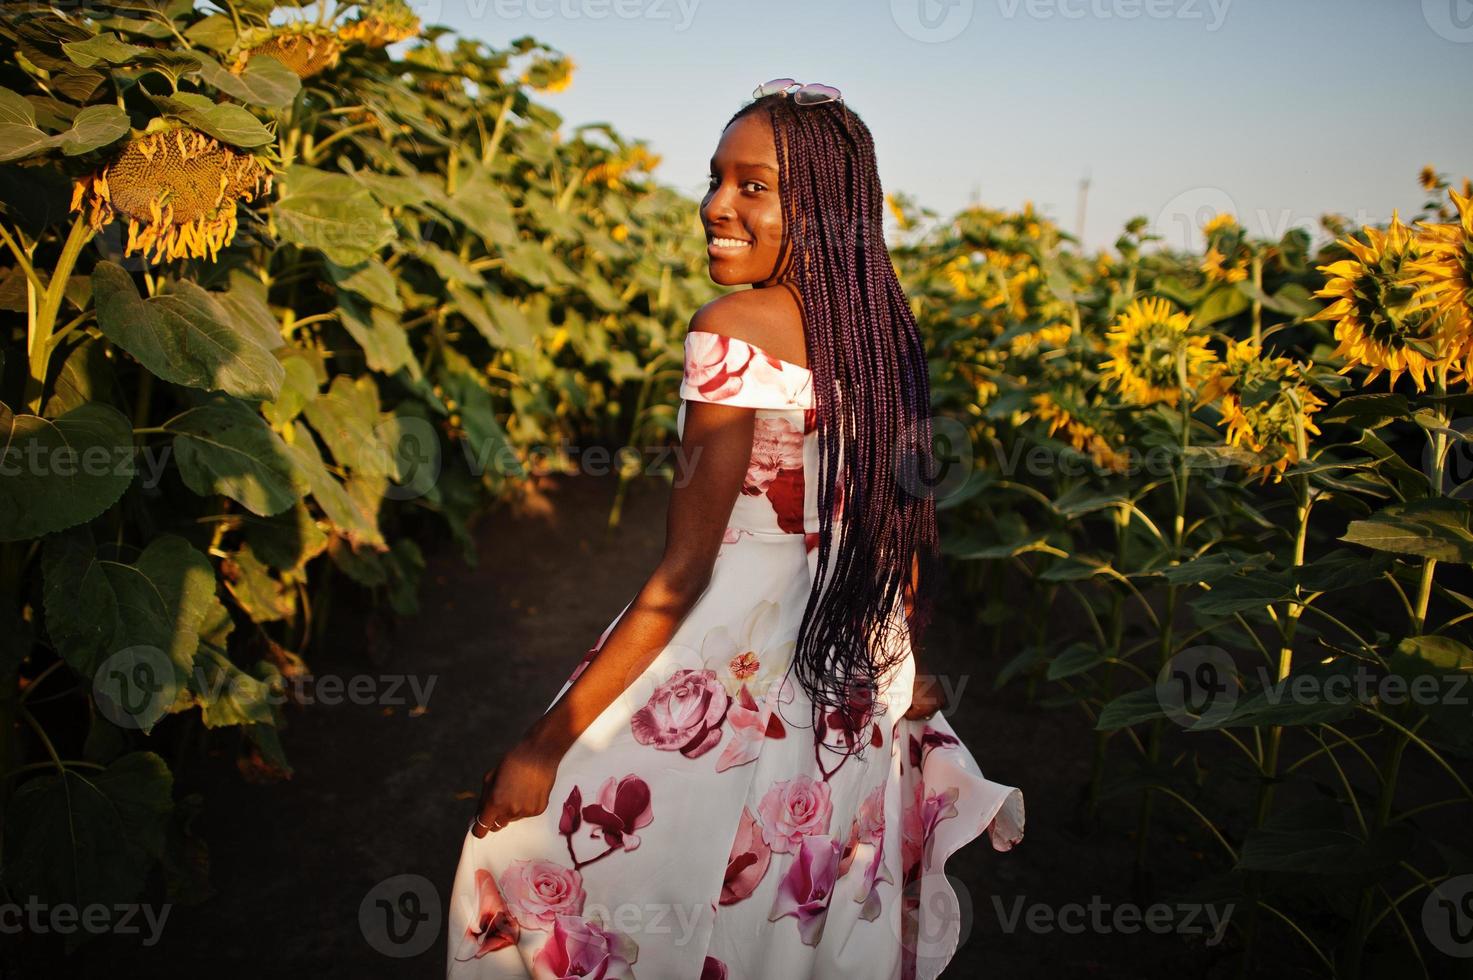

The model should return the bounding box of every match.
[67,472,1253,979]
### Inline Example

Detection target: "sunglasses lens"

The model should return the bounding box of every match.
[793,84,841,105]
[754,77,797,99]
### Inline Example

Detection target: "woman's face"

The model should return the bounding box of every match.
[700,111,787,286]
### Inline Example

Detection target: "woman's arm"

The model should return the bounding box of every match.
[471,380,756,836]
[902,548,944,719]
[527,398,756,754]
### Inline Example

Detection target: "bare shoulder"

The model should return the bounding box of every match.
[689,286,807,368]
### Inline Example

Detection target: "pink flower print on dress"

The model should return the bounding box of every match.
[715,683,787,773]
[743,416,805,494]
[768,833,842,946]
[500,858,586,932]
[720,805,773,905]
[531,912,638,980]
[684,332,754,402]
[856,783,887,846]
[581,774,653,852]
[757,774,833,854]
[462,868,520,957]
[630,668,730,758]
[900,781,960,882]
[855,830,892,921]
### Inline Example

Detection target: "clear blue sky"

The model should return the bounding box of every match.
[418,0,1472,254]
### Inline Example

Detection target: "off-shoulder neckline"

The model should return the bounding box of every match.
[685,329,811,375]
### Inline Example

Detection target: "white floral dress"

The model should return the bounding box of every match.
[446,330,1024,980]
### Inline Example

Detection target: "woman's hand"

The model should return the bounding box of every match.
[903,670,946,720]
[471,734,563,838]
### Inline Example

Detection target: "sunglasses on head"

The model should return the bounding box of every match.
[752,77,843,106]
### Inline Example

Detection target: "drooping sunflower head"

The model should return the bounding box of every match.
[1218,381,1325,484]
[1202,212,1239,239]
[1419,165,1441,193]
[1029,392,1129,473]
[338,0,422,48]
[235,24,343,79]
[70,126,272,263]
[1408,187,1473,379]
[521,55,575,92]
[1309,210,1454,392]
[1200,245,1249,284]
[1198,337,1261,404]
[1008,321,1073,358]
[1199,339,1325,482]
[941,254,976,298]
[583,144,661,189]
[1097,296,1216,407]
[885,192,912,230]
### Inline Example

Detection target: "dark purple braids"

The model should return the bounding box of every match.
[725,94,943,762]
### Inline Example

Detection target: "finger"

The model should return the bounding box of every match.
[472,804,505,838]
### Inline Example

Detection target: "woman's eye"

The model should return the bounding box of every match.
[741,180,766,193]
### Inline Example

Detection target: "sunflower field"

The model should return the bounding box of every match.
[887,174,1473,975]
[0,0,716,951]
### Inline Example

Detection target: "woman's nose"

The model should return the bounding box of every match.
[701,184,735,226]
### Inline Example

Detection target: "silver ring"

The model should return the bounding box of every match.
[475,814,496,831]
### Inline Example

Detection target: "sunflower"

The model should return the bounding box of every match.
[885,192,911,230]
[338,0,421,48]
[1218,388,1324,484]
[1419,165,1441,192]
[1029,392,1130,473]
[1201,339,1325,483]
[1200,245,1249,284]
[1202,212,1239,238]
[1097,296,1216,407]
[522,56,575,93]
[70,127,272,263]
[1308,210,1455,392]
[235,25,343,79]
[1408,187,1473,380]
[941,255,975,298]
[583,145,661,189]
[1008,321,1072,357]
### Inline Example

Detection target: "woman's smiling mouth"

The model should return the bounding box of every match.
[707,235,752,256]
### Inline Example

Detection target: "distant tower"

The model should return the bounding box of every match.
[1075,169,1091,245]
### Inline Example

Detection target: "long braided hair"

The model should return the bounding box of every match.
[725,93,943,761]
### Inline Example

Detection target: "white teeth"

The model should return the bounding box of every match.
[710,237,750,247]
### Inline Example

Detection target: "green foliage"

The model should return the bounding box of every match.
[895,189,1473,973]
[0,1,713,932]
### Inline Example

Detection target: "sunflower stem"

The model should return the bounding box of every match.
[25,213,93,414]
[1133,392,1191,889]
[1250,250,1263,344]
